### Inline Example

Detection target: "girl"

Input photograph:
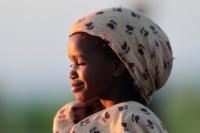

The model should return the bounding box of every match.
[53,7,173,133]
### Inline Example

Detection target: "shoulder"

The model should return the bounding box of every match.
[53,101,79,133]
[54,101,79,121]
[70,101,168,133]
[53,100,96,133]
[111,101,168,133]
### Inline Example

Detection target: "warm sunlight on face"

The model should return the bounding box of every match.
[67,33,114,103]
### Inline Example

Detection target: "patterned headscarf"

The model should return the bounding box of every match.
[69,7,173,104]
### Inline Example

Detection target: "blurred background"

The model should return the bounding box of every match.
[0,0,200,132]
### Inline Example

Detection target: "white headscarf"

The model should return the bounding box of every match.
[69,7,173,104]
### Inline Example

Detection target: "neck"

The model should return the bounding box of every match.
[99,83,134,108]
[99,80,148,108]
[100,99,128,108]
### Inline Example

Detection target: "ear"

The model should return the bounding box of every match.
[113,60,126,77]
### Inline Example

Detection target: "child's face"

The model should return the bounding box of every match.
[67,34,114,103]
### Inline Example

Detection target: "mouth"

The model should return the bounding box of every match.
[71,81,85,93]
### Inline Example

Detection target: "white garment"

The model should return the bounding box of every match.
[53,101,168,133]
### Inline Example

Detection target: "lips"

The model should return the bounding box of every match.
[70,81,85,93]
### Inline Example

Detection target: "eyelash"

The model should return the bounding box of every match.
[69,62,85,67]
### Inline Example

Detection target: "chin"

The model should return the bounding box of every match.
[75,95,97,104]
[75,95,88,103]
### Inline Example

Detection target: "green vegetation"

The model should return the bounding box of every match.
[0,101,59,133]
[0,85,200,133]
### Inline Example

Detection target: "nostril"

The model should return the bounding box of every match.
[69,72,78,79]
[69,75,76,79]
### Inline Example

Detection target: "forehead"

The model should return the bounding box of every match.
[67,33,103,58]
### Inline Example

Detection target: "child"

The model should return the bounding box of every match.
[53,7,173,133]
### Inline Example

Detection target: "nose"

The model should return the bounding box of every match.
[69,64,78,79]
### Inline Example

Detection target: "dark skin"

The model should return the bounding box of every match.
[67,33,144,119]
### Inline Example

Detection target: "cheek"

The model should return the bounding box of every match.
[76,66,94,87]
[82,66,113,90]
[78,66,96,86]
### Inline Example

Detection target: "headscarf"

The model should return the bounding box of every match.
[69,7,173,104]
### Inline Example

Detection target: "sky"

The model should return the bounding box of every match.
[0,0,200,102]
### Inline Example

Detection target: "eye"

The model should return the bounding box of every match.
[77,62,86,65]
[69,62,86,68]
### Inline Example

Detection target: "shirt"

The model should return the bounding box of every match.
[53,101,168,133]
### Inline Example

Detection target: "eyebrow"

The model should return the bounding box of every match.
[68,54,87,60]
